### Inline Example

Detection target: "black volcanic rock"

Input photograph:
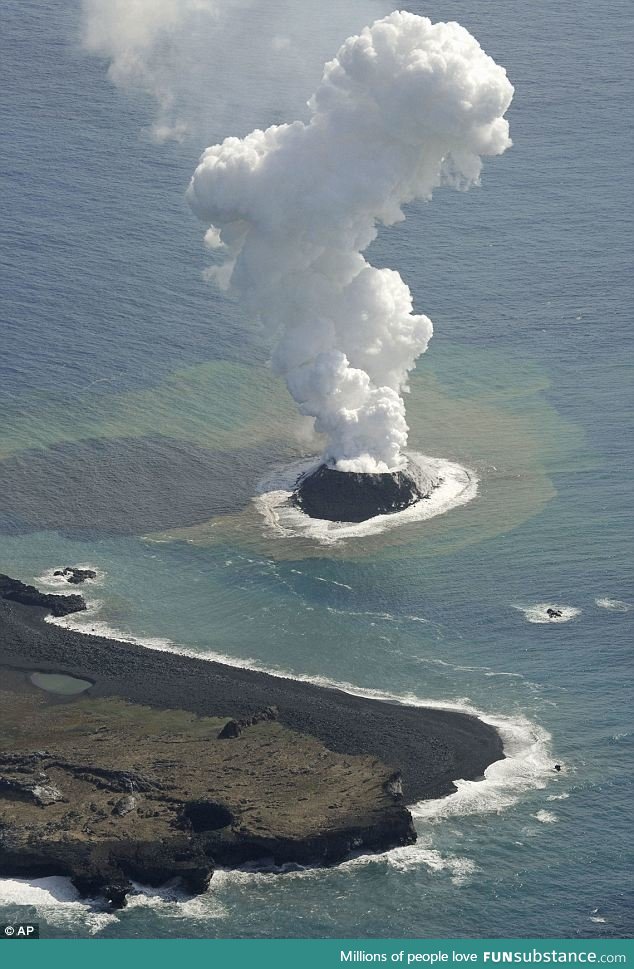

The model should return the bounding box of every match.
[0,574,86,617]
[53,567,97,585]
[291,463,436,523]
[217,705,278,739]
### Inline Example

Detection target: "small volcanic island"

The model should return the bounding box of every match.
[291,460,438,523]
[0,574,503,908]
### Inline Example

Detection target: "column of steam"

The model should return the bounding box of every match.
[187,12,513,523]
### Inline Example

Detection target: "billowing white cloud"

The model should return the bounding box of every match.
[80,0,390,142]
[188,12,514,471]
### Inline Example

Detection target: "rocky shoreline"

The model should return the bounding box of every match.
[0,575,504,907]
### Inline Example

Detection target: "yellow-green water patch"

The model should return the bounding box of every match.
[1,344,591,557]
[0,361,301,459]
[148,346,589,561]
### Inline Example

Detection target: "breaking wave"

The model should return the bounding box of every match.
[533,809,558,824]
[513,603,581,624]
[595,597,630,612]
[254,452,478,544]
[0,876,117,935]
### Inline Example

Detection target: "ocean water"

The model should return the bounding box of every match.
[1,0,632,940]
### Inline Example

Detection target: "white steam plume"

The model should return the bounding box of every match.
[187,12,514,472]
[80,0,389,142]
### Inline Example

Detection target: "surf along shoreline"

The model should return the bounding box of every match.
[0,574,503,904]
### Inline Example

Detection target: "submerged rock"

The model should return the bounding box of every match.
[53,567,97,585]
[291,462,437,523]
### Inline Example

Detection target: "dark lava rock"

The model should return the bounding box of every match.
[0,774,64,806]
[103,881,132,910]
[218,719,241,739]
[292,463,436,523]
[0,574,86,617]
[73,869,132,910]
[217,705,279,739]
[53,567,97,585]
[383,771,404,800]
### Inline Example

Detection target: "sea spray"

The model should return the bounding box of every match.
[187,12,513,472]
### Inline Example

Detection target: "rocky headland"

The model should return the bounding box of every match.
[0,575,503,907]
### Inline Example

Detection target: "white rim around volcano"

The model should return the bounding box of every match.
[253,452,478,544]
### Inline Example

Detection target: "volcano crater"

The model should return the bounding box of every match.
[291,461,438,524]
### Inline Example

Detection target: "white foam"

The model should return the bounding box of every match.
[123,881,227,920]
[46,601,174,652]
[35,565,105,591]
[378,840,477,885]
[254,452,478,545]
[0,876,117,935]
[410,709,553,822]
[513,603,581,624]
[533,809,558,824]
[326,605,430,625]
[595,597,630,612]
[315,577,354,590]
[0,875,81,906]
[209,839,477,887]
[0,875,226,931]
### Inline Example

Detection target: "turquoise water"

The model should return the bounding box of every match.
[1,0,632,940]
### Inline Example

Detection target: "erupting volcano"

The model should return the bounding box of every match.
[187,11,513,523]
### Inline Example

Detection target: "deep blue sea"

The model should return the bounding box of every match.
[1,0,632,940]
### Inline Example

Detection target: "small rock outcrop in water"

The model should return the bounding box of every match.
[0,574,86,617]
[291,462,437,523]
[53,567,97,585]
